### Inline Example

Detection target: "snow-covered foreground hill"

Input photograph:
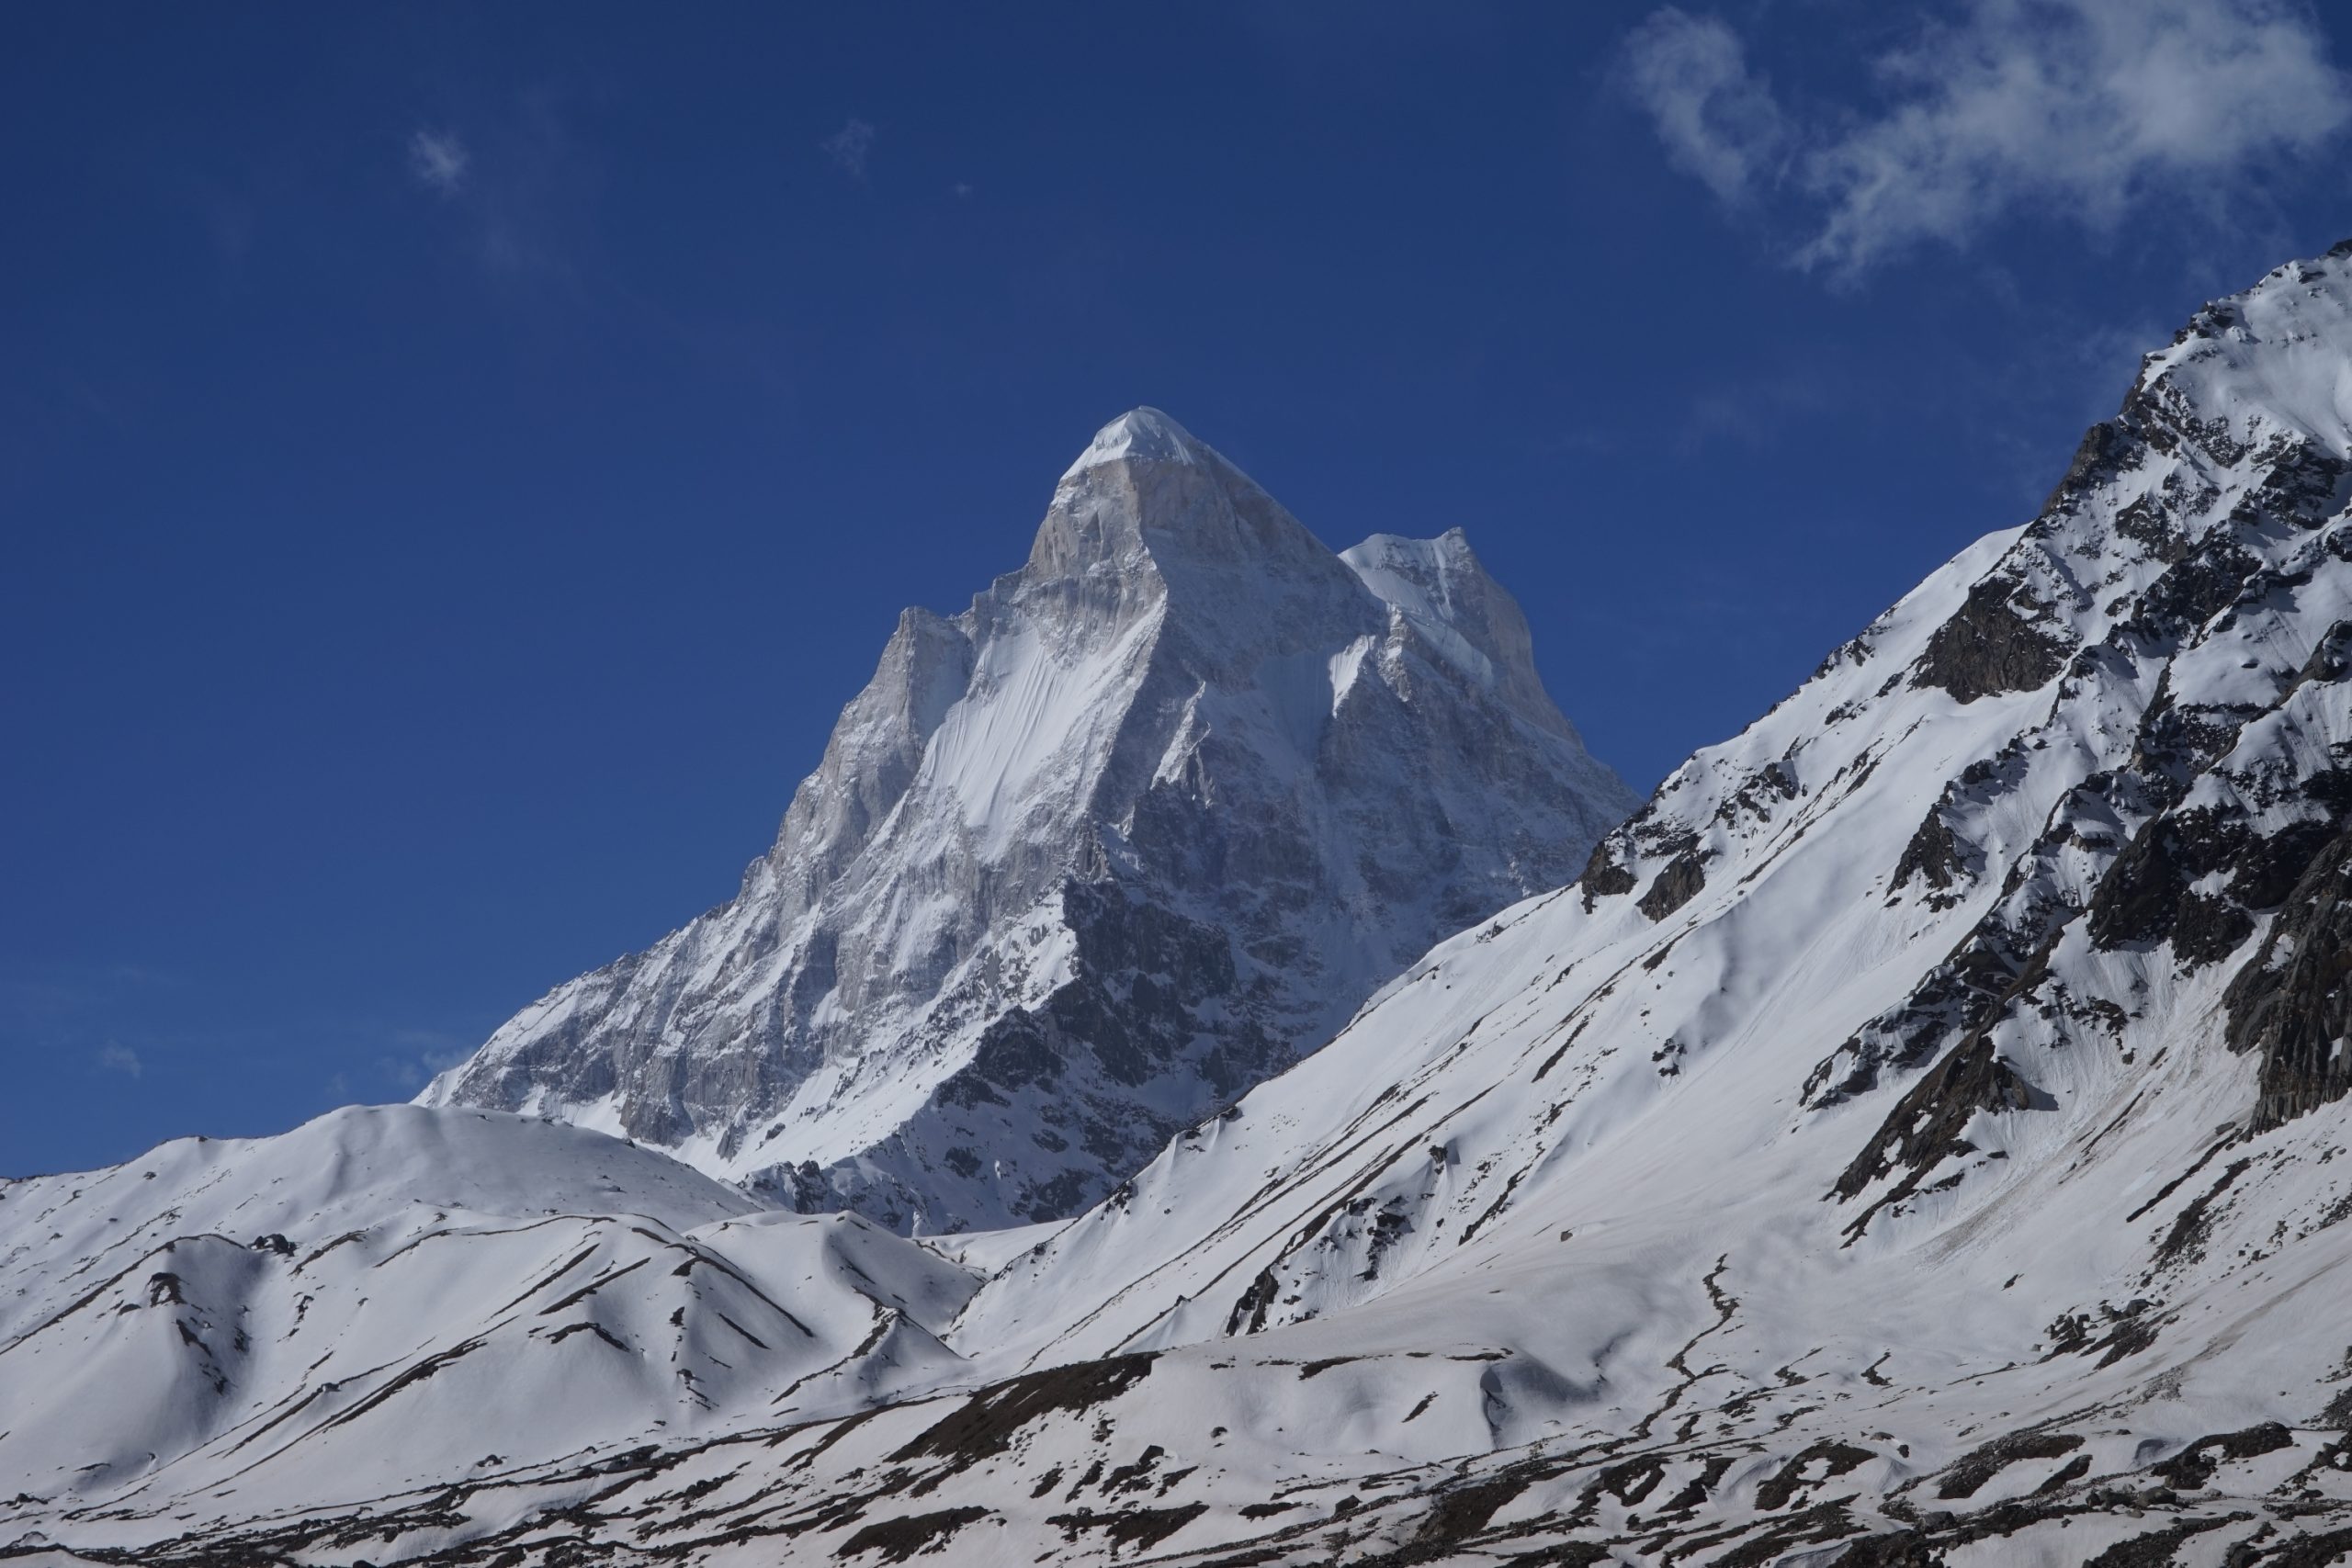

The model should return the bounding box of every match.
[14,243,2352,1564]
[0,1108,994,1540]
[420,408,1636,1235]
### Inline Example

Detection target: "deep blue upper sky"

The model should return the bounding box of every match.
[7,2,2350,1177]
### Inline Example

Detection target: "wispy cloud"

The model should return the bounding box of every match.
[406,129,471,197]
[1623,0,2352,276]
[1622,9,1789,205]
[821,118,876,181]
[377,1028,472,1091]
[401,97,591,283]
[96,1042,142,1079]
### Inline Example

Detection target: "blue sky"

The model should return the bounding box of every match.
[6,1,2350,1177]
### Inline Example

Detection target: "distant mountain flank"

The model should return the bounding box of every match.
[420,408,1637,1233]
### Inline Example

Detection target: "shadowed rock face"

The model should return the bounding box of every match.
[2226,821,2352,1131]
[1911,576,2072,704]
[423,409,1638,1232]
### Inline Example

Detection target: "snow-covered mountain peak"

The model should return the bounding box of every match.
[1056,404,1202,480]
[2131,243,2352,457]
[423,409,1637,1233]
[1026,406,1350,621]
[1341,525,1573,740]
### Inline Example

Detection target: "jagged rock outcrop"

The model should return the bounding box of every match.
[422,409,1636,1232]
[2225,818,2352,1129]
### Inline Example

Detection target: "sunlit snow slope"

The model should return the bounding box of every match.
[0,1107,984,1540]
[421,408,1636,1235]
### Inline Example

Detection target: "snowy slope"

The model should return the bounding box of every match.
[17,246,2352,1565]
[420,408,1636,1235]
[0,1106,985,1538]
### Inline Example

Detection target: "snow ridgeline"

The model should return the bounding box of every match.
[12,244,2352,1562]
[420,407,1637,1235]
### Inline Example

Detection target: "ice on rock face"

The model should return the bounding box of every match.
[421,407,1639,1235]
[1341,526,1576,739]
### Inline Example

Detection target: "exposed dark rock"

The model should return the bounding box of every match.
[2087,807,2234,950]
[2082,1516,2240,1567]
[2113,494,2191,562]
[2091,1315,2161,1368]
[2222,821,2352,1130]
[1716,760,1801,828]
[2290,622,2352,696]
[833,1506,990,1562]
[1045,1503,1208,1553]
[2233,438,2350,534]
[2149,1423,2293,1489]
[1754,1441,1875,1510]
[1410,1475,1528,1544]
[2046,1300,2164,1364]
[2154,1157,2251,1269]
[1578,837,1638,910]
[2172,893,2255,968]
[1833,1031,2041,1227]
[1936,1431,2083,1500]
[2042,419,2134,514]
[1638,850,1708,922]
[1913,578,2070,705]
[1828,1533,1949,1566]
[1225,1268,1281,1336]
[1892,810,1970,899]
[1807,916,2052,1110]
[2145,536,2263,638]
[2086,805,2327,968]
[890,1354,1157,1463]
[1584,1454,1666,1508]
[2228,818,2340,911]
[2032,1454,2093,1495]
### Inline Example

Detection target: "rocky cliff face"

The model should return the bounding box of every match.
[421,409,1637,1232]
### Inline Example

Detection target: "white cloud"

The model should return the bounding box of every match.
[407,128,471,196]
[1622,8,1788,204]
[378,1036,470,1091]
[1623,0,2352,275]
[96,1042,141,1079]
[822,118,876,181]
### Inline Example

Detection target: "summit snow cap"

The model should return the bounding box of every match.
[1341,526,1574,739]
[1028,404,1337,593]
[1057,405,1202,482]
